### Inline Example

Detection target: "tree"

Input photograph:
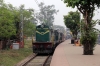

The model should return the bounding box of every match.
[0,0,16,49]
[0,0,16,40]
[0,1,36,49]
[64,11,80,40]
[36,2,58,28]
[62,0,100,55]
[19,5,36,37]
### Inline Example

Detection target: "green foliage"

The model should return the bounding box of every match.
[0,1,16,39]
[23,21,36,37]
[0,1,36,40]
[80,31,98,48]
[80,19,99,49]
[63,0,100,8]
[64,11,80,38]
[19,5,36,37]
[62,0,100,55]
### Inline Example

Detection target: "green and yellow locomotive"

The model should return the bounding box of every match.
[32,24,64,54]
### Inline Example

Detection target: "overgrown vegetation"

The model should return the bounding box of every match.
[80,19,99,52]
[0,39,33,66]
[0,0,36,49]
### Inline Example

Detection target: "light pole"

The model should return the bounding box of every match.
[19,8,24,48]
[80,13,82,39]
[19,8,33,48]
[21,14,24,48]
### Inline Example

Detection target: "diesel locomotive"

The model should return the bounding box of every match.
[32,24,65,54]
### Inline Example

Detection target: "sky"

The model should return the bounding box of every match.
[4,0,100,29]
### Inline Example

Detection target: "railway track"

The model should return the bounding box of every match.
[15,53,37,66]
[15,54,52,66]
[25,55,51,66]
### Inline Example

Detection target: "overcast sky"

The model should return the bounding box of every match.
[4,0,100,29]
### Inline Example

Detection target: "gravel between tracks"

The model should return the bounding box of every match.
[26,55,51,66]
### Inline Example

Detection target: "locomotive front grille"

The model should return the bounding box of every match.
[33,42,53,53]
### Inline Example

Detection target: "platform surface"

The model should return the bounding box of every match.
[50,39,100,66]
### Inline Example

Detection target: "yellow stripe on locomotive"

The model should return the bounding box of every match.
[36,30,49,35]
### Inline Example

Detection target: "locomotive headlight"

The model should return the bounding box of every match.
[41,25,44,28]
[33,45,36,48]
[47,45,51,48]
[40,45,43,48]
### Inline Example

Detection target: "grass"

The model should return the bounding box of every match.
[24,39,32,48]
[0,39,33,66]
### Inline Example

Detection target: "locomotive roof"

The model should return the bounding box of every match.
[36,24,49,28]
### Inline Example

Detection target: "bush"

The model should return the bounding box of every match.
[80,31,98,50]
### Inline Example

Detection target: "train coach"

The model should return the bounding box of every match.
[59,32,65,43]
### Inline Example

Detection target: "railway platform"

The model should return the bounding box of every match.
[50,39,100,66]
